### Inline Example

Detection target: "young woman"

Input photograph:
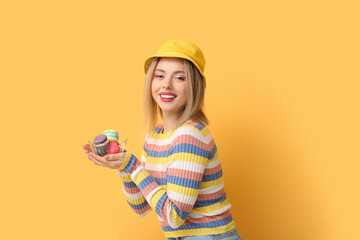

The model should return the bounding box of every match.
[83,39,242,240]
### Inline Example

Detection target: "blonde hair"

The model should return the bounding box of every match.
[143,57,208,133]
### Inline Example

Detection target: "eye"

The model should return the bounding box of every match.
[154,74,164,79]
[175,76,186,80]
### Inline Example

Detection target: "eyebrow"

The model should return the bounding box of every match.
[155,69,185,74]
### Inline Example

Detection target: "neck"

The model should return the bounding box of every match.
[162,112,180,134]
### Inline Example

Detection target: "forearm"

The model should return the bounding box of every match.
[118,165,151,217]
[120,152,205,228]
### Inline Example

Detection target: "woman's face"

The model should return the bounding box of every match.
[151,57,187,118]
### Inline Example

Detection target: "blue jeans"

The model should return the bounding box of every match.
[167,228,242,240]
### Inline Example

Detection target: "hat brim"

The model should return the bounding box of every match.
[144,51,206,81]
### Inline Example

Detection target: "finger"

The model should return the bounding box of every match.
[83,144,92,152]
[86,152,98,162]
[89,152,109,165]
[105,152,127,161]
[86,152,107,167]
[88,153,119,169]
[104,153,119,161]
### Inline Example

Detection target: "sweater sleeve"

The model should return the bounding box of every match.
[119,126,212,228]
[117,149,152,217]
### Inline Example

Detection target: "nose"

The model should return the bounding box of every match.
[162,77,172,89]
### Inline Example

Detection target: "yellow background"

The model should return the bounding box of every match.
[1,0,359,239]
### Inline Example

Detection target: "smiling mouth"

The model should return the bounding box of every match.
[159,93,177,102]
[160,94,176,99]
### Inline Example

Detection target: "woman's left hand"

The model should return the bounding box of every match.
[83,144,126,169]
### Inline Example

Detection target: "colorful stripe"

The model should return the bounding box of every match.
[118,120,235,238]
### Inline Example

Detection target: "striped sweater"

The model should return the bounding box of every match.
[117,120,236,238]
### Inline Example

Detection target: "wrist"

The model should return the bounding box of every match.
[118,152,137,173]
[118,152,131,170]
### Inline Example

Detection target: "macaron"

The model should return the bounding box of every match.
[104,129,119,142]
[93,134,109,150]
[106,141,121,154]
[95,147,107,156]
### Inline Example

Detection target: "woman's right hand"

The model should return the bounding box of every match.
[82,144,126,169]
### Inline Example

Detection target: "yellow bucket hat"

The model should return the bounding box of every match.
[144,39,206,81]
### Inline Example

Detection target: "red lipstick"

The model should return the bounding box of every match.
[159,92,177,102]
